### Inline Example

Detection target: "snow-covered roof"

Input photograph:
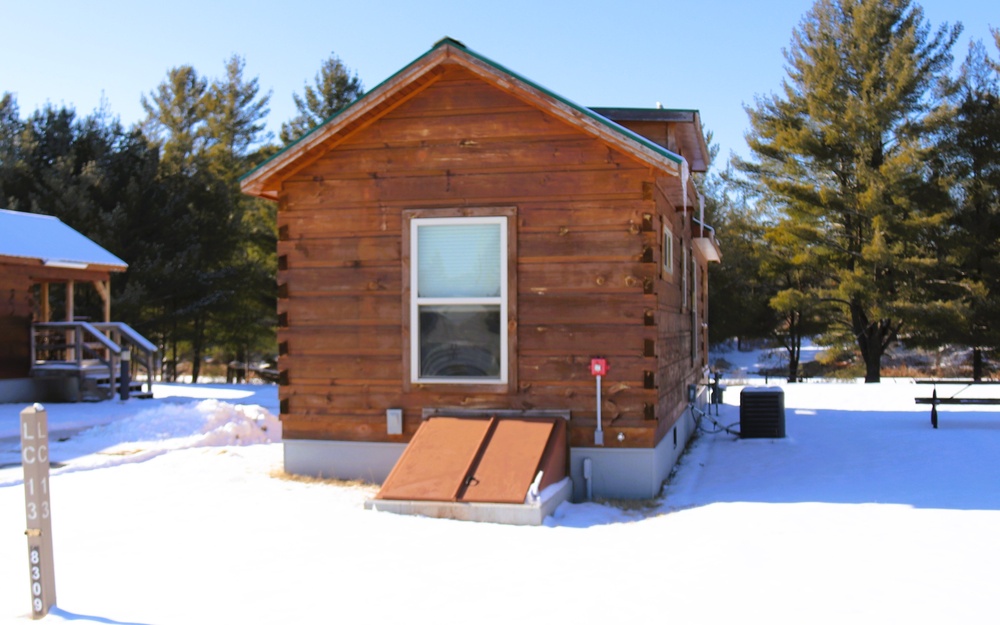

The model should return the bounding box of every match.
[0,208,126,270]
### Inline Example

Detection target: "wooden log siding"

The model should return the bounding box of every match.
[0,271,33,318]
[0,270,33,379]
[652,201,710,444]
[276,66,699,448]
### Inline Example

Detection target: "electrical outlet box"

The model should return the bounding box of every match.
[386,408,403,435]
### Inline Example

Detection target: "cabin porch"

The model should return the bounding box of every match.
[29,321,158,402]
[0,209,158,403]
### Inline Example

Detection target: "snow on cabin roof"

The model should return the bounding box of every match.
[0,209,127,270]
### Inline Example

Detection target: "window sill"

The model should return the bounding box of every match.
[408,381,510,395]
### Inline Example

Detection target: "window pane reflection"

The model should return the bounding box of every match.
[419,305,501,378]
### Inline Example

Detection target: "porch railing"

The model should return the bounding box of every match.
[30,321,159,399]
[91,322,159,394]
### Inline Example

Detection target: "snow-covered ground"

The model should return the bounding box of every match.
[2,378,1000,623]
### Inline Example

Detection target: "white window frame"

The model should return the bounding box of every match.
[410,215,509,385]
[662,222,674,277]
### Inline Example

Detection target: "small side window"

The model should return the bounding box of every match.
[662,223,674,277]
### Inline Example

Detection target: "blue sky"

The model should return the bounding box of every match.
[2,0,995,166]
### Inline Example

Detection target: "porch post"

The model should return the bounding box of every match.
[65,281,75,362]
[92,280,111,322]
[40,283,50,322]
[65,281,74,321]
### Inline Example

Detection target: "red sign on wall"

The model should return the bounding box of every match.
[590,358,608,376]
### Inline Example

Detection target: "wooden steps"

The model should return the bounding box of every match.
[30,321,159,402]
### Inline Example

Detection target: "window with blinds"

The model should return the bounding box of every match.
[410,216,508,383]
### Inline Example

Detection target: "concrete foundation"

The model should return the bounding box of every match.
[282,400,699,503]
[569,406,697,501]
[283,439,406,484]
[0,378,79,404]
[365,477,573,526]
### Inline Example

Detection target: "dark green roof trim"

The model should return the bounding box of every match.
[589,107,698,123]
[241,38,683,183]
[433,36,467,49]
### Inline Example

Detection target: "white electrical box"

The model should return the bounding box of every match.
[386,408,403,435]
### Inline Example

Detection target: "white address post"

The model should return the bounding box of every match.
[21,403,56,619]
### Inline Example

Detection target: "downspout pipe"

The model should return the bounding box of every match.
[699,193,705,239]
[692,217,715,238]
[681,158,690,224]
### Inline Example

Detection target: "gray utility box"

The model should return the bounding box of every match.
[740,387,786,438]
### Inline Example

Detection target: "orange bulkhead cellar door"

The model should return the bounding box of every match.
[375,416,567,504]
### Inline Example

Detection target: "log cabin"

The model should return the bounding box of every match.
[241,38,720,518]
[0,209,157,403]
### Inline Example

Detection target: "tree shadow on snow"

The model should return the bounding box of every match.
[47,607,153,625]
[662,402,1000,512]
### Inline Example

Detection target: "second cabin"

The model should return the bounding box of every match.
[241,38,720,517]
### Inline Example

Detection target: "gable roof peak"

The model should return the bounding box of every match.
[241,39,687,199]
[433,36,467,50]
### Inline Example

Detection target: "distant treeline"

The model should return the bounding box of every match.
[0,53,363,381]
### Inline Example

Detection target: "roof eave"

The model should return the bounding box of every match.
[0,254,127,273]
[693,111,711,169]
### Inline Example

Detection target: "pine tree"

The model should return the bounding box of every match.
[142,65,233,381]
[761,216,834,381]
[927,35,1000,379]
[140,58,278,381]
[280,52,364,144]
[740,0,959,382]
[205,55,272,169]
[0,94,21,193]
[699,131,775,351]
[706,174,776,350]
[204,55,277,369]
[141,66,208,176]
